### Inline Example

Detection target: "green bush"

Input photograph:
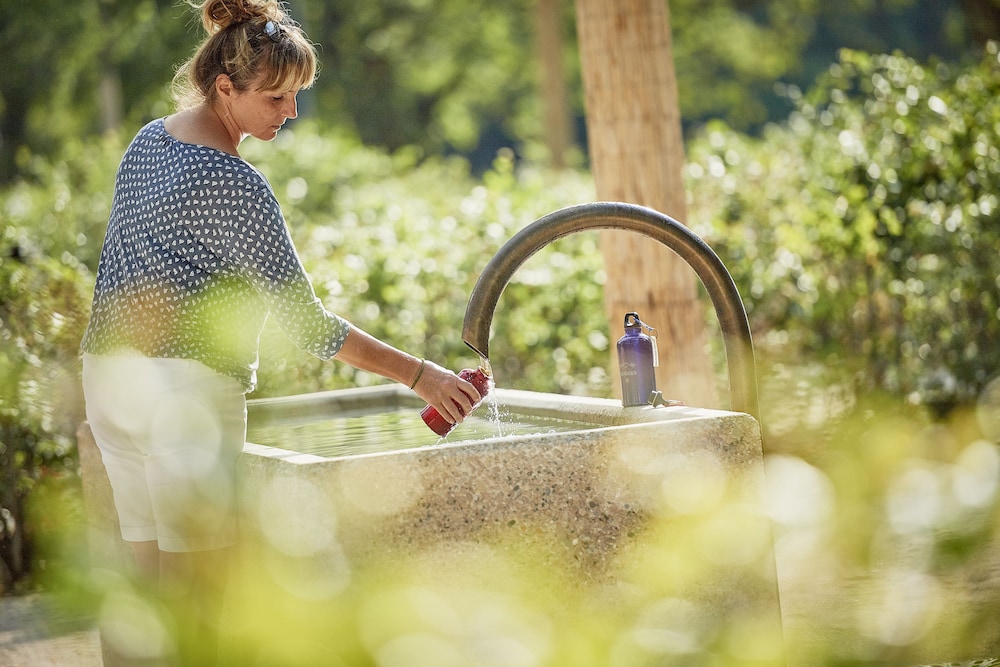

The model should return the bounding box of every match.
[1,131,116,590]
[686,42,1000,413]
[0,250,92,592]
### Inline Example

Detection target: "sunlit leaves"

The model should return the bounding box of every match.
[687,43,1000,407]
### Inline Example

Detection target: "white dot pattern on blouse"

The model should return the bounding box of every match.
[81,118,350,392]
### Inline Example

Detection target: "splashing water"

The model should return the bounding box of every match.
[477,356,516,439]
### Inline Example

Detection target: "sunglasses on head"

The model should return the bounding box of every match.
[261,20,284,43]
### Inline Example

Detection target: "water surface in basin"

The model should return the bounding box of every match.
[246,406,598,458]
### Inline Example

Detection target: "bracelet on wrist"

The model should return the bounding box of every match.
[408,358,426,389]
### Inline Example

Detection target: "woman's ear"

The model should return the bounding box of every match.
[214,73,234,99]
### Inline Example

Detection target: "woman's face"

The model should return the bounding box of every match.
[228,81,300,143]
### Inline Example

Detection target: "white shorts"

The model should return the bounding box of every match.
[82,354,247,553]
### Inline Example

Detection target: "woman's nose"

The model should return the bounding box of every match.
[285,95,298,119]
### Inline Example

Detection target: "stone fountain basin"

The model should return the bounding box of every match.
[241,387,773,576]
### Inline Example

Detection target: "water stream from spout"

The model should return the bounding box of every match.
[476,356,512,438]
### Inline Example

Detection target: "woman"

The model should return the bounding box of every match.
[80,0,480,662]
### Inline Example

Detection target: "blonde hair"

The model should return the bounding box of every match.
[172,0,318,110]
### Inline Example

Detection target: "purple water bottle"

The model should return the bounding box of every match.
[617,312,658,407]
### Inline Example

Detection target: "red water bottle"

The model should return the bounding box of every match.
[421,367,492,437]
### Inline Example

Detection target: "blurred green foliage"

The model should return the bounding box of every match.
[0,238,92,592]
[54,391,1000,666]
[0,133,133,591]
[0,0,983,182]
[687,42,1000,414]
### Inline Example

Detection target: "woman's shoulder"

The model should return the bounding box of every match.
[123,118,167,148]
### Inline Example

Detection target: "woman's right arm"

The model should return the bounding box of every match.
[332,326,481,426]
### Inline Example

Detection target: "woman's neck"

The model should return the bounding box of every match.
[164,104,241,156]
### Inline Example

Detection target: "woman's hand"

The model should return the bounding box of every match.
[411,360,482,425]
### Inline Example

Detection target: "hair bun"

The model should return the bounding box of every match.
[201,0,281,33]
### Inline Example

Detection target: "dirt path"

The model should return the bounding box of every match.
[0,594,102,667]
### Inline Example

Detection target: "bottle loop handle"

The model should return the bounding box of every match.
[626,313,659,368]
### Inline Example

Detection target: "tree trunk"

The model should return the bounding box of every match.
[535,0,573,169]
[958,0,1000,46]
[574,0,717,407]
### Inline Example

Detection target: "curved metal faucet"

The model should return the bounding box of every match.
[462,201,760,423]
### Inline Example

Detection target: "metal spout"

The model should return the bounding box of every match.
[461,201,760,422]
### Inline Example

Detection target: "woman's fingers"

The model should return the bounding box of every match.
[419,362,483,424]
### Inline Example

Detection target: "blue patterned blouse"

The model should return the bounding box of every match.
[81,118,350,392]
